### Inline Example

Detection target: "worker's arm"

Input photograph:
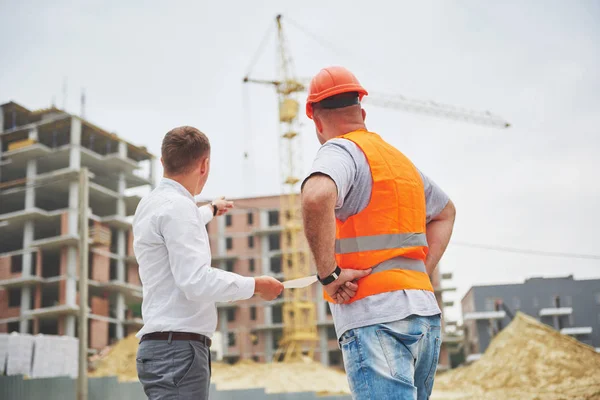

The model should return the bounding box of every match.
[424,199,456,276]
[301,174,370,303]
[161,198,282,302]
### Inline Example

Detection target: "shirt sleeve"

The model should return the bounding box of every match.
[198,204,214,225]
[418,169,450,223]
[159,198,255,303]
[302,139,357,210]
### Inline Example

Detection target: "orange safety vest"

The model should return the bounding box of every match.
[323,129,434,304]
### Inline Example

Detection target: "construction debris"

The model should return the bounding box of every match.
[433,312,600,400]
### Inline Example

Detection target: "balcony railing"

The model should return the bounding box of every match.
[539,307,573,317]
[463,311,506,321]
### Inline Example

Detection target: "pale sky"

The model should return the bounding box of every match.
[1,0,599,321]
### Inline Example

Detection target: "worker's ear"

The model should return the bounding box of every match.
[314,113,323,134]
[361,108,366,122]
[200,156,210,175]
[160,157,164,167]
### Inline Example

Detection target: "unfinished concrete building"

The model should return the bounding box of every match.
[0,101,155,350]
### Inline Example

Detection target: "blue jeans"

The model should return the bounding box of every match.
[339,314,441,400]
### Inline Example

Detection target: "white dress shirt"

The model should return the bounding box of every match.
[133,178,255,338]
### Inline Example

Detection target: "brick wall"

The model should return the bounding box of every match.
[89,296,109,349]
[91,249,110,282]
[127,264,141,286]
[90,319,108,350]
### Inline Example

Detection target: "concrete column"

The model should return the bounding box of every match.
[219,309,228,355]
[69,118,82,169]
[217,216,225,255]
[264,330,274,362]
[65,248,78,307]
[264,305,273,325]
[29,127,38,141]
[316,286,326,322]
[67,117,82,331]
[319,328,329,366]
[0,109,4,134]
[118,141,127,158]
[115,229,126,339]
[65,245,78,336]
[19,148,38,332]
[68,182,79,235]
[25,159,37,209]
[117,173,126,217]
[19,222,35,332]
[116,294,125,339]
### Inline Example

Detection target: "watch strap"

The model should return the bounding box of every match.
[211,203,218,216]
[318,266,342,285]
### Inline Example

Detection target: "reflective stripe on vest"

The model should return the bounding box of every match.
[372,255,427,274]
[335,233,428,254]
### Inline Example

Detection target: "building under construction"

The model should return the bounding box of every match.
[0,100,458,369]
[207,195,457,369]
[0,101,155,350]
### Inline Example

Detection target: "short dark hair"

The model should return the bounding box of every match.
[161,126,210,175]
[313,92,359,111]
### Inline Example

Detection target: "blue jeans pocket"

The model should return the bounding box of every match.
[339,330,356,347]
[424,336,441,393]
[376,328,424,385]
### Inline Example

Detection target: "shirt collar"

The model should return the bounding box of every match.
[159,177,195,201]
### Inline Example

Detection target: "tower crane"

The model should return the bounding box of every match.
[243,14,510,364]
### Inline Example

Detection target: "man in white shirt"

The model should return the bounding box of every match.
[133,126,283,400]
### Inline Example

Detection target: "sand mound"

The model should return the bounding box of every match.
[88,334,350,394]
[211,359,350,395]
[89,333,139,381]
[89,313,600,398]
[434,312,600,400]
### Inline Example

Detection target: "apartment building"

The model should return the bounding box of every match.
[0,101,155,351]
[207,194,456,368]
[462,275,600,361]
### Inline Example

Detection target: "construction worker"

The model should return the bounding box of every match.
[133,126,283,400]
[301,67,456,400]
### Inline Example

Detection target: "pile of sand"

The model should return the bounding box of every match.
[88,335,350,395]
[89,312,600,398]
[211,359,350,395]
[433,312,600,400]
[89,333,140,382]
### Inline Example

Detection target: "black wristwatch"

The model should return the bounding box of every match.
[211,203,218,216]
[317,266,341,286]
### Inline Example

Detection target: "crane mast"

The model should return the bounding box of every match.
[272,15,319,362]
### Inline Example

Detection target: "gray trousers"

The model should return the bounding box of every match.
[136,339,211,400]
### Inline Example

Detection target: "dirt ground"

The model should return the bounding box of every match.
[90,312,600,398]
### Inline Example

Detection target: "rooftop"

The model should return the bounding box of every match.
[1,101,153,162]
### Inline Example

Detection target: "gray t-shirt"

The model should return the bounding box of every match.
[305,137,449,339]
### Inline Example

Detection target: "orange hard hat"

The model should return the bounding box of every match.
[305,66,368,119]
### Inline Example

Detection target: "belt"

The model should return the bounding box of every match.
[140,331,212,347]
